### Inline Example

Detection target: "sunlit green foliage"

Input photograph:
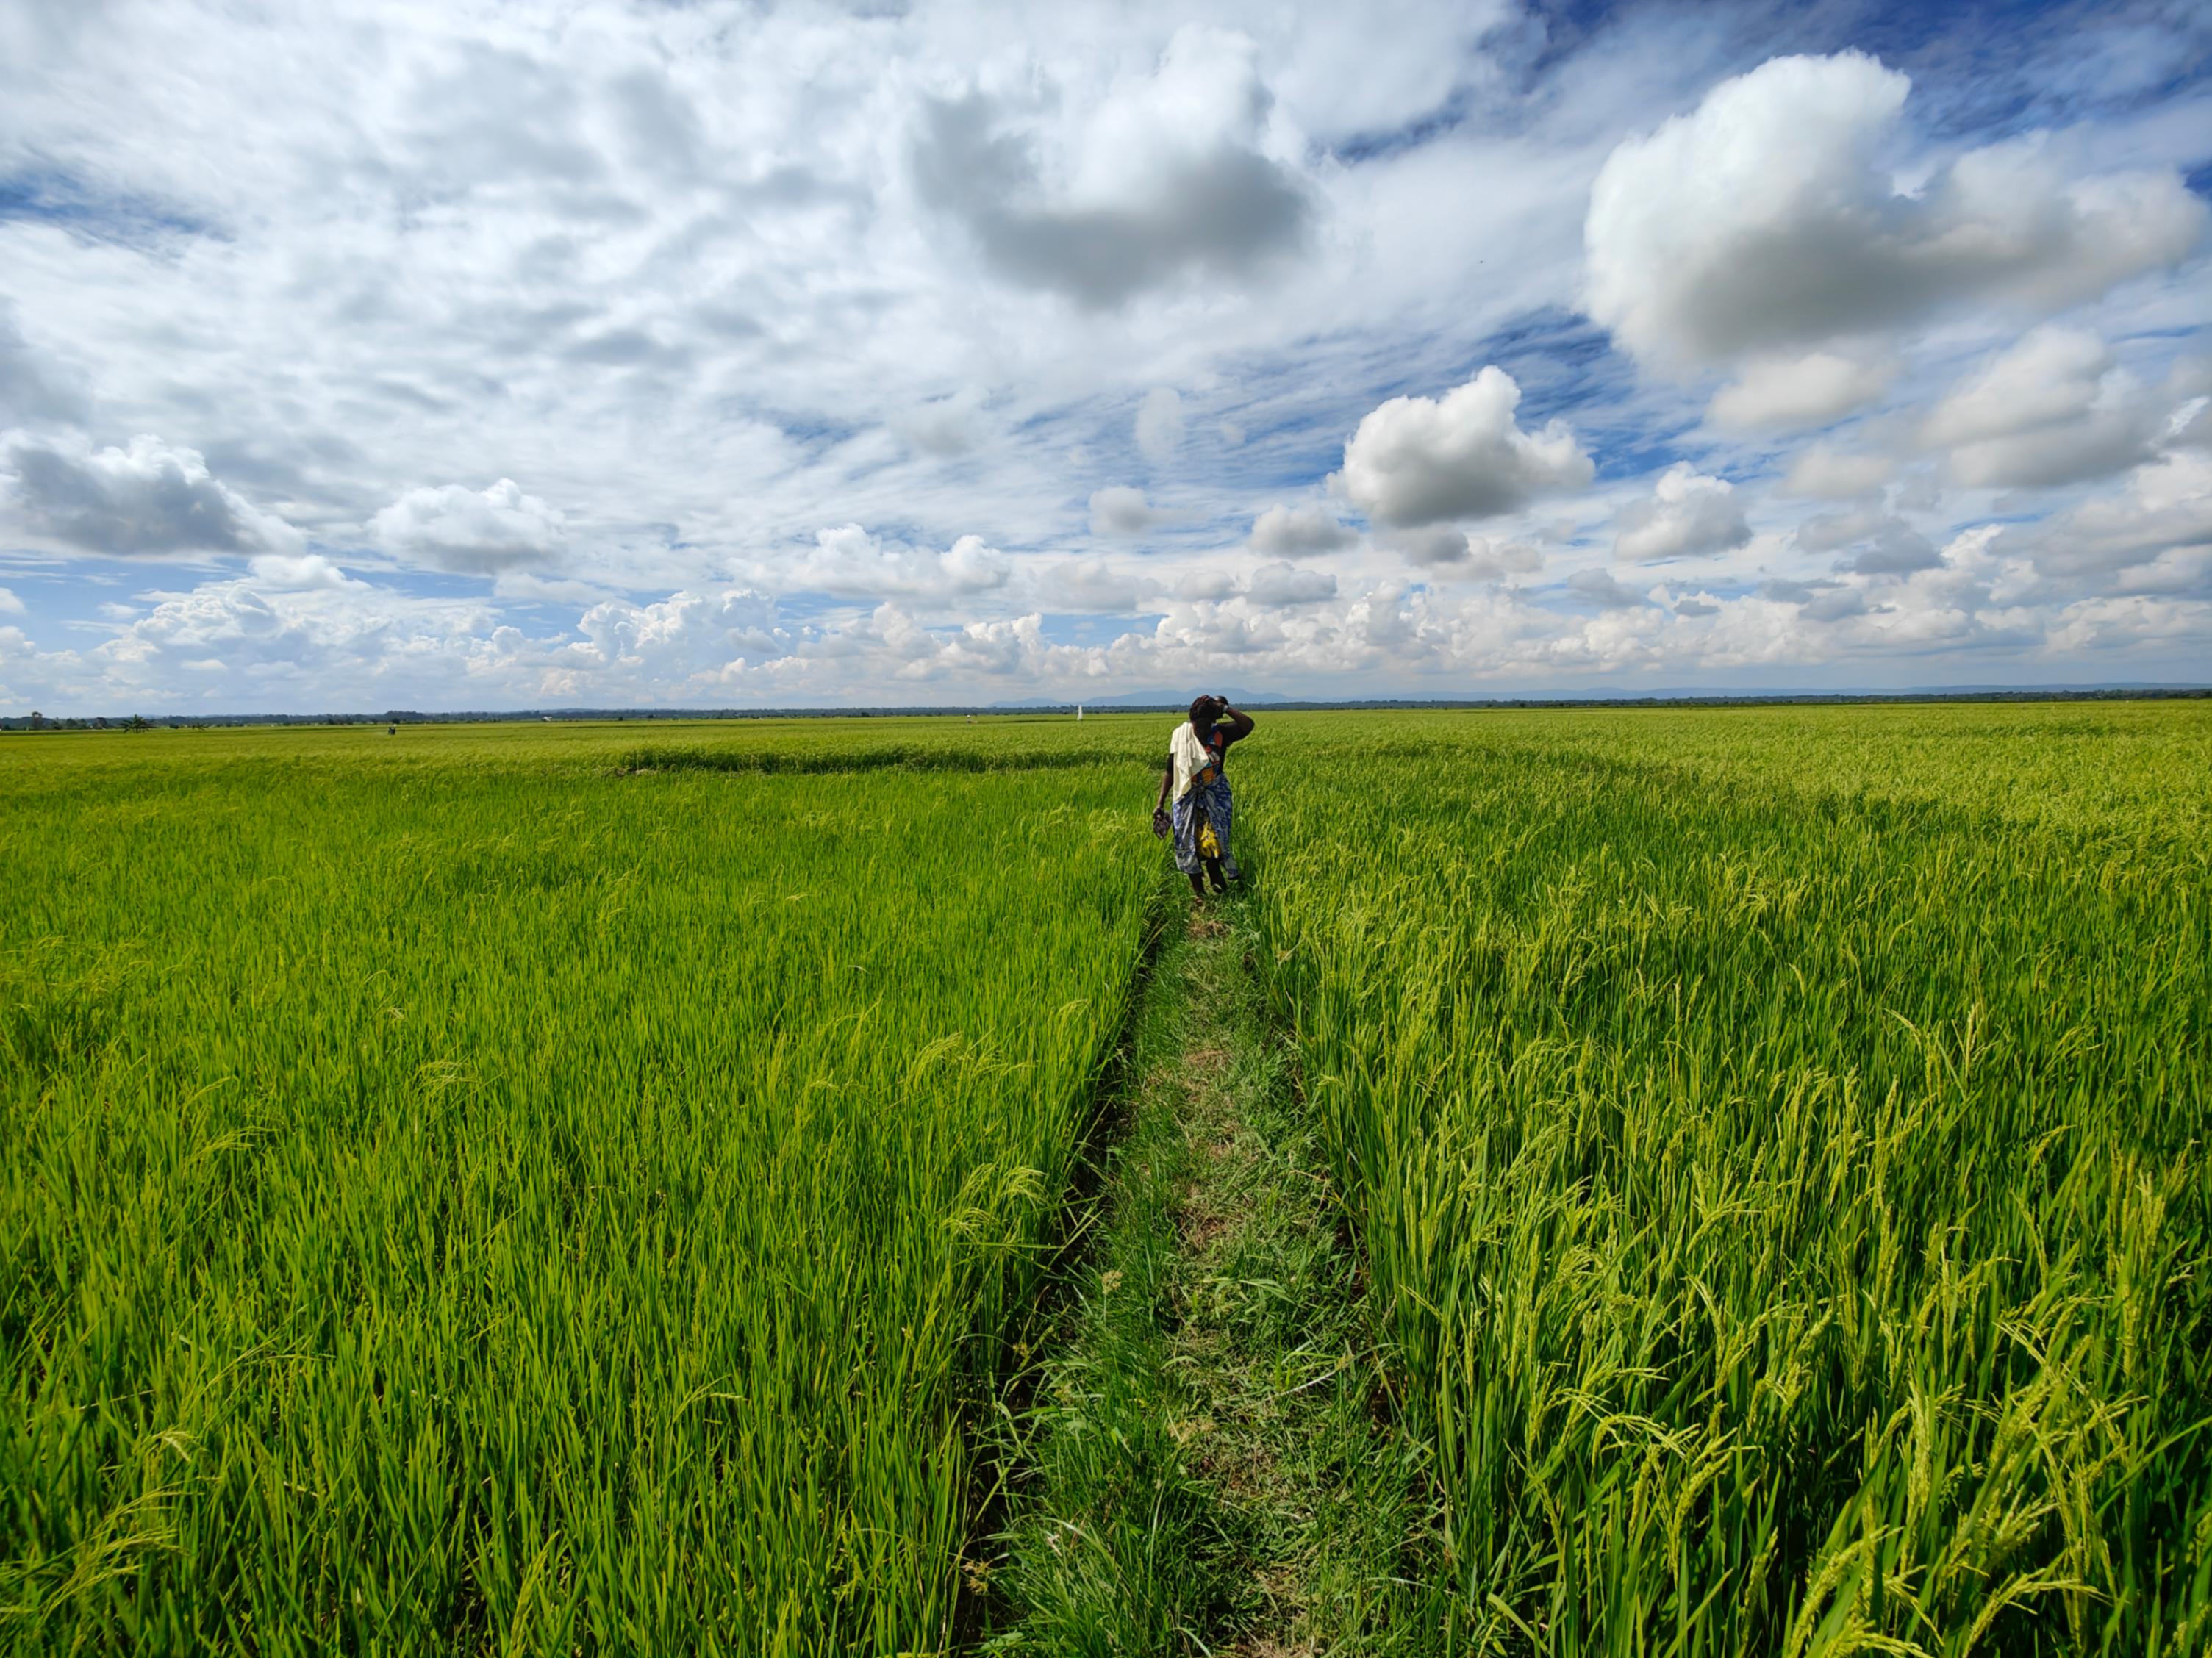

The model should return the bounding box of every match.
[1,718,1162,1655]
[1247,704,2211,1655]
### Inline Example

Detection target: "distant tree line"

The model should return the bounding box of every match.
[3,685,2205,732]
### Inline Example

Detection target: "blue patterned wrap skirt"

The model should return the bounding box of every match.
[1171,778,1239,879]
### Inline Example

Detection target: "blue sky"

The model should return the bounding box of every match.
[1,0,2206,711]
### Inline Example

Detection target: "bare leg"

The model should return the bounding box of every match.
[1189,872,1207,897]
[1205,858,1227,893]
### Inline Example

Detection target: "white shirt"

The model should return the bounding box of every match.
[1170,721,1211,801]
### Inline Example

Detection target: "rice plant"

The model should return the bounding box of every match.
[1246,703,2211,1654]
[7,705,2205,1655]
[1,719,1161,1654]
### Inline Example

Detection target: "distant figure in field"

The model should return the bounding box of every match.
[1153,694,1253,897]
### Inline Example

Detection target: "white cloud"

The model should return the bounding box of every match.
[1249,501,1353,556]
[898,392,985,458]
[1,4,2207,709]
[1336,367,1593,528]
[1089,486,1160,537]
[776,525,1012,601]
[1245,560,1336,606]
[370,480,566,575]
[1176,566,1241,602]
[1585,51,2205,372]
[1567,567,1650,610]
[912,26,1309,309]
[576,588,777,676]
[1463,536,1544,583]
[1780,445,1898,500]
[1794,506,1939,575]
[1759,578,1867,623]
[2014,451,2212,579]
[1389,525,1475,567]
[248,552,358,589]
[2173,395,2211,453]
[1135,387,1185,462]
[86,571,501,695]
[2,432,303,557]
[1922,326,2163,489]
[0,586,23,614]
[1708,351,1894,433]
[1614,463,1751,562]
[0,300,86,428]
[1051,559,1156,614]
[2044,592,2212,653]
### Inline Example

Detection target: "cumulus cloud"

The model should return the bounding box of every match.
[781,525,1012,600]
[0,586,23,615]
[1052,559,1156,614]
[85,570,500,694]
[1386,525,1472,566]
[2013,451,2212,579]
[248,552,359,589]
[1337,367,1593,528]
[1614,463,1751,562]
[1795,507,1939,575]
[0,302,86,427]
[898,392,985,458]
[1464,536,1545,583]
[576,588,777,675]
[2046,593,2212,652]
[1922,327,2163,489]
[1089,486,1160,536]
[370,479,566,574]
[1780,445,1897,500]
[913,26,1309,308]
[1761,578,1867,622]
[1245,560,1336,606]
[1136,387,1185,462]
[1176,566,1242,602]
[1249,501,1353,556]
[1708,351,1895,432]
[1585,51,2206,372]
[1,432,304,558]
[1567,567,1648,609]
[1840,534,1941,577]
[4,6,2208,710]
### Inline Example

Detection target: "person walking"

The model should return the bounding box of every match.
[1153,694,1253,897]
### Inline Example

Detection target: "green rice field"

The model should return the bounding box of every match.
[3,704,2207,1654]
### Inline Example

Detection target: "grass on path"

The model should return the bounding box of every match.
[980,888,1435,1656]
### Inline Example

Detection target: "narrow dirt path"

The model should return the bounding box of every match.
[981,892,1427,1656]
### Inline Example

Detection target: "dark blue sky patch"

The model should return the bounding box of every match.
[0,166,219,248]
[851,515,937,548]
[1326,87,1479,165]
[765,412,865,453]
